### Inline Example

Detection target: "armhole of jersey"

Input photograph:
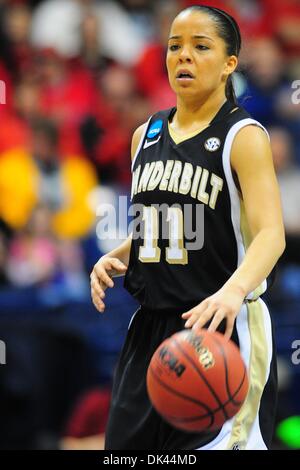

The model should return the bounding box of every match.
[222,118,269,300]
[131,116,152,172]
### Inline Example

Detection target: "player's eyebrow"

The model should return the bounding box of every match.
[168,35,214,42]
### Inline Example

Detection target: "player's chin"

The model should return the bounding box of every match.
[173,82,199,96]
[174,79,196,89]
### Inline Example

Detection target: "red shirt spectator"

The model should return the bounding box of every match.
[36,48,98,155]
[264,0,300,58]
[64,388,111,438]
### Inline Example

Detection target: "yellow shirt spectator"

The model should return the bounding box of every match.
[0,147,98,239]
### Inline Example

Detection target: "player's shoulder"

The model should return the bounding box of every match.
[225,104,269,143]
[230,112,271,170]
[131,123,147,160]
[131,108,174,160]
[230,105,268,137]
[226,103,252,124]
[226,104,264,130]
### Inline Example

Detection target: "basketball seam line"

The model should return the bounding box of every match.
[211,334,247,406]
[172,337,230,421]
[162,374,247,424]
[148,366,215,430]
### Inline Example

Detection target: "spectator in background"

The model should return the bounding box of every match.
[34,47,96,155]
[269,126,300,266]
[78,13,114,76]
[264,0,300,63]
[14,78,41,124]
[134,0,179,110]
[118,0,155,42]
[31,0,145,65]
[56,238,90,302]
[0,77,41,154]
[61,387,111,450]
[2,2,33,79]
[5,202,89,303]
[6,204,59,287]
[239,37,288,126]
[191,0,272,38]
[0,0,14,91]
[81,65,150,187]
[0,60,13,113]
[270,126,300,235]
[0,118,98,239]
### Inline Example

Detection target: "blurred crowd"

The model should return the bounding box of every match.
[0,0,299,450]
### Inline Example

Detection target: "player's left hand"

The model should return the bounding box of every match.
[181,285,245,339]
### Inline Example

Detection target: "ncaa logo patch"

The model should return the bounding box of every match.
[204,137,221,152]
[147,119,163,139]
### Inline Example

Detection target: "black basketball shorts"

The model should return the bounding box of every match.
[105,298,277,450]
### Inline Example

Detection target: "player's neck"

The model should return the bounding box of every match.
[174,89,227,132]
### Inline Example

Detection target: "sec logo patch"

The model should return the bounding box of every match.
[204,137,221,152]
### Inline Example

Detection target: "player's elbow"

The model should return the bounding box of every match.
[254,224,286,262]
[270,226,286,259]
[279,230,286,257]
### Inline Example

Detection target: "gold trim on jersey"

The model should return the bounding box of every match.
[226,299,269,450]
[168,121,209,145]
[167,104,238,145]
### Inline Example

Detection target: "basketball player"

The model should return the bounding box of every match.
[90,5,285,450]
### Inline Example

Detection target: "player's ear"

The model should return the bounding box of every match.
[223,55,238,79]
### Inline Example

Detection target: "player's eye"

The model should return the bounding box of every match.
[169,44,180,51]
[196,44,209,51]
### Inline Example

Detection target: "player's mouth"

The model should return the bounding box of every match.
[176,70,195,82]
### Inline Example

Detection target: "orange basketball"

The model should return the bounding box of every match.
[146,328,248,432]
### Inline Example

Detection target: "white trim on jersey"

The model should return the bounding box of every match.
[131,116,152,172]
[195,298,273,450]
[127,307,140,330]
[227,297,273,450]
[221,118,269,300]
[195,302,250,451]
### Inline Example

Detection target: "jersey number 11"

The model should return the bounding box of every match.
[138,206,188,265]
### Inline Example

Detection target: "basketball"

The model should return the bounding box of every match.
[146,328,249,433]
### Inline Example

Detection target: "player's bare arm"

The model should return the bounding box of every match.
[182,125,285,338]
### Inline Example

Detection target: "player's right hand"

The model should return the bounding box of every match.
[90,257,127,313]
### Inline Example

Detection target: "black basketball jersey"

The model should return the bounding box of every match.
[124,101,268,311]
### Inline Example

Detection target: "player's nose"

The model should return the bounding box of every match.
[178,45,193,63]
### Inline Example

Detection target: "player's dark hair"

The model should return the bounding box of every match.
[181,5,241,104]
